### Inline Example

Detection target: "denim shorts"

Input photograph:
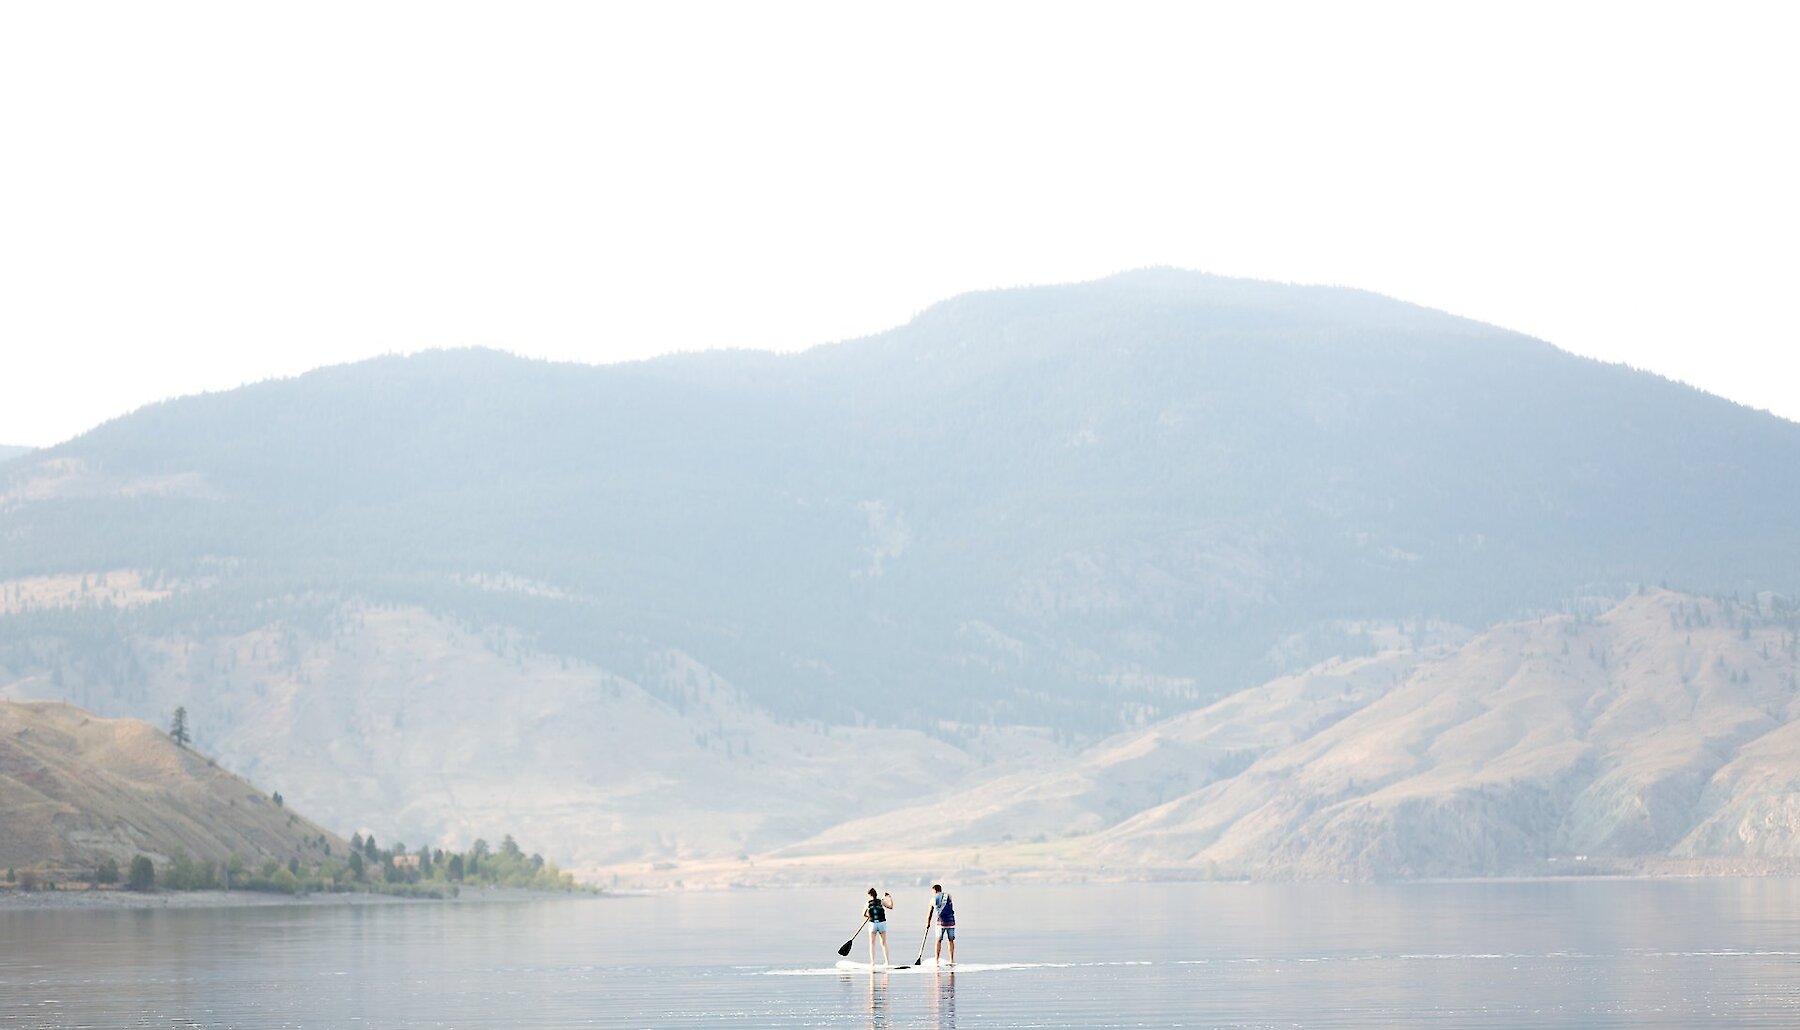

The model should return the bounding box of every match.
[870,921,887,935]
[938,927,956,941]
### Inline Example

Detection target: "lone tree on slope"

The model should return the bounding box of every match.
[169,706,191,748]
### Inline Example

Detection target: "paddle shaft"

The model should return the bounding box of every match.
[837,917,869,957]
[913,909,934,964]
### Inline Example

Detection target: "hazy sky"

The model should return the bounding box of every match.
[3,2,1795,446]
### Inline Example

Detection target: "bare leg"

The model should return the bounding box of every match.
[948,933,955,964]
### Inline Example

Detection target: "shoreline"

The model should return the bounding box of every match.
[0,885,602,912]
[583,855,1800,892]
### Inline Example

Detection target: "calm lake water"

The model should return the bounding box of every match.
[6,880,1800,1028]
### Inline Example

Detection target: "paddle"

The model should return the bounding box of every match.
[837,917,869,957]
[912,909,933,965]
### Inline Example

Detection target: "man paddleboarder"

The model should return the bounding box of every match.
[931,883,957,964]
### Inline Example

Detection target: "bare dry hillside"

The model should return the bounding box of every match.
[770,647,1437,860]
[0,700,347,874]
[1088,590,1800,878]
[4,602,1066,874]
[704,591,1800,885]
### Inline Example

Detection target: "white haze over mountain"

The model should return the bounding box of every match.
[2,2,1797,447]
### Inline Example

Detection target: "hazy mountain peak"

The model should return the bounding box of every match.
[3,276,1799,880]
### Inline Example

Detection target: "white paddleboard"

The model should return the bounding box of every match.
[835,959,920,972]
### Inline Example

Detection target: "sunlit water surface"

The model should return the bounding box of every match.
[6,880,1800,1028]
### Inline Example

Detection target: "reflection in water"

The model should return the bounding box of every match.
[865,970,890,1030]
[930,969,956,1029]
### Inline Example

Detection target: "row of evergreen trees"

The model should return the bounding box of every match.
[81,833,581,896]
[342,831,577,890]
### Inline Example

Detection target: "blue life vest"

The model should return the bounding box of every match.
[935,893,956,926]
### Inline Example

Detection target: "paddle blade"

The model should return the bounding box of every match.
[838,916,867,956]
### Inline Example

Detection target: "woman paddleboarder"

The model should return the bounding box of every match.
[864,888,895,965]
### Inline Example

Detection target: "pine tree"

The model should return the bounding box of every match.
[127,855,155,891]
[169,706,191,748]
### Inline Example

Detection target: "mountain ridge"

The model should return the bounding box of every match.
[3,270,1798,875]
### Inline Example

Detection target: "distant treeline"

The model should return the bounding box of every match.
[11,833,587,897]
